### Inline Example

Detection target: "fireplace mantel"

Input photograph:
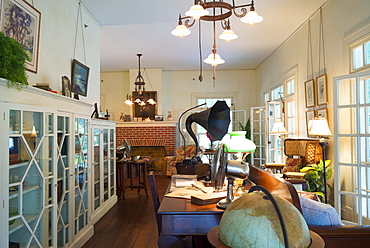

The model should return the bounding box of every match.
[116,121,177,128]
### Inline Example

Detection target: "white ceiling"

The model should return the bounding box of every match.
[81,0,328,72]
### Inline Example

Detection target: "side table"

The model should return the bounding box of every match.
[116,158,159,199]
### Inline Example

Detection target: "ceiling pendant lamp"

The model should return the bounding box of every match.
[240,10,263,25]
[171,24,191,37]
[134,54,145,95]
[204,52,225,66]
[219,29,238,41]
[185,4,209,20]
[124,94,133,106]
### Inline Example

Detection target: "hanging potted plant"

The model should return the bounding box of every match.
[0,31,29,90]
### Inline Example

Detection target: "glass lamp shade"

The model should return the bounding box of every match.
[171,24,191,37]
[308,117,332,137]
[124,99,133,106]
[147,98,156,105]
[204,53,225,66]
[222,131,256,153]
[219,29,238,41]
[134,98,142,103]
[241,11,263,25]
[185,4,209,20]
[270,120,288,135]
[139,101,146,106]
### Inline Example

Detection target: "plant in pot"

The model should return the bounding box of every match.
[0,31,29,90]
[300,159,333,202]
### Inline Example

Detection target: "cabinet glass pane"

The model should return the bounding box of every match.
[9,109,55,247]
[93,128,100,210]
[57,116,71,247]
[74,117,89,234]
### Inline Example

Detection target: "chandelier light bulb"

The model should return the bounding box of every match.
[241,11,263,25]
[171,24,191,37]
[219,29,238,41]
[204,53,225,66]
[185,4,209,20]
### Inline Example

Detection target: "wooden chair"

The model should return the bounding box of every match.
[148,174,192,248]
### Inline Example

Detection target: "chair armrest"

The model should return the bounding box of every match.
[310,225,370,248]
[164,156,176,162]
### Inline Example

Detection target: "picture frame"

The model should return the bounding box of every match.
[61,76,71,97]
[317,108,328,120]
[71,59,90,97]
[316,74,328,105]
[305,79,315,108]
[0,0,41,73]
[306,110,315,136]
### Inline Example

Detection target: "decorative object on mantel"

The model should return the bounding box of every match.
[171,0,263,84]
[167,111,173,121]
[0,31,29,90]
[1,0,41,73]
[61,76,71,97]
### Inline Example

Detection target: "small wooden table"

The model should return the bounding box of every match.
[116,158,159,199]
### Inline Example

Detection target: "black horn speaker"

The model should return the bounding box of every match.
[186,100,231,154]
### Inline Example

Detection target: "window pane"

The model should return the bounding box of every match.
[337,107,356,134]
[338,78,356,106]
[338,137,357,164]
[353,45,364,70]
[359,76,370,104]
[286,79,295,95]
[365,41,370,66]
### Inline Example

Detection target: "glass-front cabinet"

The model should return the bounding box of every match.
[7,104,56,247]
[90,119,116,224]
[73,117,89,236]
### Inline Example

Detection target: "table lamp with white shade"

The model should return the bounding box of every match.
[308,115,332,204]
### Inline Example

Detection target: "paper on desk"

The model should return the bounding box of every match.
[175,179,196,187]
[165,186,215,199]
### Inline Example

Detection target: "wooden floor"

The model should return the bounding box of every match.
[83,175,171,248]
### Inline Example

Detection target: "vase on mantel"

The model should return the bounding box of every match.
[167,111,173,121]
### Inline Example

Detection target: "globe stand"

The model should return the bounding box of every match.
[217,178,235,209]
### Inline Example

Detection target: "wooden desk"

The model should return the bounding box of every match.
[116,158,159,199]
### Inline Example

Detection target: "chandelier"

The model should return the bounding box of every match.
[124,54,156,106]
[171,0,263,82]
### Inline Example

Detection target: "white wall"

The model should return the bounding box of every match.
[256,0,370,137]
[24,0,100,105]
[101,69,256,122]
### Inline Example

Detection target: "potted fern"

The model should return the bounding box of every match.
[0,31,29,90]
[300,160,333,202]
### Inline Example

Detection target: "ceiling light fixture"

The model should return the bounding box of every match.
[125,54,156,106]
[171,0,263,83]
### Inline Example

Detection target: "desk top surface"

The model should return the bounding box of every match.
[158,196,224,215]
[117,158,159,164]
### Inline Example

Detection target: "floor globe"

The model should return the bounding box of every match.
[218,190,311,248]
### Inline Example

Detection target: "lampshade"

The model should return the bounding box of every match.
[204,53,225,66]
[219,29,238,41]
[185,4,209,20]
[124,99,133,105]
[147,98,156,105]
[171,24,191,37]
[270,120,288,135]
[308,117,332,137]
[240,11,263,25]
[222,131,256,153]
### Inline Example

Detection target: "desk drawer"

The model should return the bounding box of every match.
[161,214,222,235]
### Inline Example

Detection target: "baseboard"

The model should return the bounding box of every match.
[70,225,94,248]
[90,195,118,225]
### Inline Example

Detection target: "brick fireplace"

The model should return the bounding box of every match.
[116,121,177,174]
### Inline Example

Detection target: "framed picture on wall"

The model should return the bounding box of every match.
[316,74,328,105]
[306,110,315,136]
[317,108,328,120]
[71,59,89,97]
[0,0,41,73]
[305,79,315,108]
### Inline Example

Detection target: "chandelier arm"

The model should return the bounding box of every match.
[221,20,227,30]
[233,7,247,18]
[184,18,196,28]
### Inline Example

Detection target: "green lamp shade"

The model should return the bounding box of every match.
[222,131,256,152]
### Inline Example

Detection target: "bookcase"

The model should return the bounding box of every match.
[0,79,116,248]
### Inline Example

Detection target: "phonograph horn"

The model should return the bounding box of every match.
[185,100,230,154]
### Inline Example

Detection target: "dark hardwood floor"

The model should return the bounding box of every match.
[83,175,171,248]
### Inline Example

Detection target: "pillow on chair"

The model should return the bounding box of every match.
[282,158,304,173]
[299,196,343,227]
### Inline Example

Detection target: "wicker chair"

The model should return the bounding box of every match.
[164,145,197,176]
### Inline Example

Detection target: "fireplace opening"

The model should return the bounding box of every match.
[131,146,166,175]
